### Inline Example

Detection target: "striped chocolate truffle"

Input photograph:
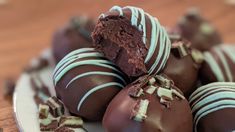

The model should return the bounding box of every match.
[189,82,235,132]
[103,75,192,132]
[92,6,171,78]
[199,45,235,84]
[53,48,128,121]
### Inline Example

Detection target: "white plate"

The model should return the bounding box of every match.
[13,49,104,132]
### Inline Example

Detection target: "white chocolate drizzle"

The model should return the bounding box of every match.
[203,45,235,82]
[103,6,171,75]
[53,48,127,113]
[189,82,235,132]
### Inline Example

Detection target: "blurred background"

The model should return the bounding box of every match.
[0,0,235,131]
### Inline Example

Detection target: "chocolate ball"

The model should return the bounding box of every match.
[176,8,222,51]
[92,6,171,78]
[53,48,128,121]
[103,75,193,132]
[52,16,95,63]
[199,45,235,84]
[189,82,235,132]
[162,39,203,98]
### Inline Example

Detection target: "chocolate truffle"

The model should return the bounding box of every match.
[52,16,95,63]
[189,82,235,132]
[92,6,171,77]
[53,48,128,121]
[162,38,204,97]
[199,45,235,84]
[176,8,222,51]
[103,75,193,132]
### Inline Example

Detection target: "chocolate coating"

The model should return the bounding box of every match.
[53,48,128,121]
[52,16,95,63]
[189,82,235,132]
[92,6,171,78]
[176,8,222,51]
[199,45,235,84]
[103,75,193,132]
[162,39,203,98]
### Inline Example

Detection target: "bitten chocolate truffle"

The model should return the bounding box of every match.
[52,16,95,63]
[176,8,222,51]
[189,82,235,132]
[199,45,235,84]
[103,75,193,132]
[92,6,171,77]
[162,38,204,97]
[53,48,128,121]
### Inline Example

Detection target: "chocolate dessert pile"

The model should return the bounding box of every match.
[27,5,235,132]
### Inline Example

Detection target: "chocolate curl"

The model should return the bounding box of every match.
[46,96,65,118]
[59,116,84,128]
[171,41,190,58]
[131,99,149,122]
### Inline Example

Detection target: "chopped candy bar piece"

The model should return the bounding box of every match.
[39,118,58,131]
[191,49,204,64]
[148,77,156,85]
[131,99,149,122]
[171,41,190,58]
[145,85,157,94]
[39,104,50,119]
[157,87,173,100]
[59,116,83,128]
[155,75,172,88]
[46,96,65,117]
[128,87,144,98]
